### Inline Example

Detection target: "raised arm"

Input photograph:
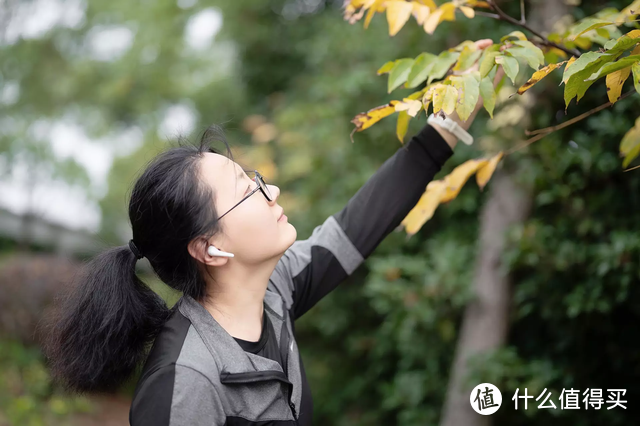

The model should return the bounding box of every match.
[268,123,454,320]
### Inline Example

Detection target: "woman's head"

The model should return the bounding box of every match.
[130,124,296,299]
[42,124,295,393]
[186,151,296,268]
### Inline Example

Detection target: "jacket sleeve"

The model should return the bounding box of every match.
[130,364,226,426]
[268,124,454,320]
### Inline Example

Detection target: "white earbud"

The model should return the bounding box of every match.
[207,245,234,258]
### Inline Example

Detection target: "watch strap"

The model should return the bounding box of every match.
[427,114,474,146]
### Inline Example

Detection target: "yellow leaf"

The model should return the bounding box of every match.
[442,85,459,115]
[440,159,488,203]
[411,3,431,25]
[440,2,457,21]
[606,67,632,104]
[351,100,400,131]
[620,116,640,168]
[416,0,437,9]
[364,0,385,28]
[459,6,475,19]
[564,56,577,75]
[476,152,504,190]
[386,1,413,36]
[396,110,410,144]
[423,7,443,34]
[394,99,423,117]
[517,61,564,94]
[422,85,437,116]
[407,85,430,100]
[466,0,491,7]
[548,47,569,59]
[625,29,640,39]
[377,60,396,75]
[401,180,448,236]
[431,84,447,113]
[573,36,593,50]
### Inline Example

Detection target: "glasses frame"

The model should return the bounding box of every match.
[218,170,272,220]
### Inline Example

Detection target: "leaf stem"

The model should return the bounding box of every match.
[484,0,581,58]
[506,90,636,154]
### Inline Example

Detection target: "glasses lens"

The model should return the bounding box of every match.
[256,173,272,201]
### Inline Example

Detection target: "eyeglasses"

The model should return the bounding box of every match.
[218,170,273,220]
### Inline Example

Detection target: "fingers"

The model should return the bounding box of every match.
[474,38,494,50]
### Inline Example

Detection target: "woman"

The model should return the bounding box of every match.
[43,39,498,425]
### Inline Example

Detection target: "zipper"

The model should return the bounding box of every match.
[279,309,298,424]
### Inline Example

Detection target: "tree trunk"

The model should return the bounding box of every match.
[439,170,532,426]
[439,2,568,425]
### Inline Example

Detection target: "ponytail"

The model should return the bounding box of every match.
[41,245,171,393]
[41,123,234,393]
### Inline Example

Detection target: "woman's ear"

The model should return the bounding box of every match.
[187,237,231,266]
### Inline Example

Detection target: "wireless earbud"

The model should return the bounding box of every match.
[207,245,234,258]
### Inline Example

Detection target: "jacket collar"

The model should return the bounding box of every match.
[177,291,290,382]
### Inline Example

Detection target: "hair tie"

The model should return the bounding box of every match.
[128,239,144,260]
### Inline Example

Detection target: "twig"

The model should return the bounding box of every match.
[520,0,525,24]
[506,90,636,154]
[474,11,501,19]
[525,90,635,136]
[624,164,640,172]
[485,0,581,58]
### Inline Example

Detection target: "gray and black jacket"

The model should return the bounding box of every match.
[128,124,453,425]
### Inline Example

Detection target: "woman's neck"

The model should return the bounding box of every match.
[200,284,267,342]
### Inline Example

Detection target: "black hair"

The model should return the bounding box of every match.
[41,124,235,393]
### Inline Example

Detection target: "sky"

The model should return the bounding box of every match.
[0,0,223,233]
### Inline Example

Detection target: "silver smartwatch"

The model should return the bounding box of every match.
[427,113,474,145]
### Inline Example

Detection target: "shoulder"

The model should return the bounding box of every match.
[130,363,225,426]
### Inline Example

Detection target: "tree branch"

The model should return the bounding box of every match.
[474,10,501,19]
[506,90,636,154]
[484,0,581,58]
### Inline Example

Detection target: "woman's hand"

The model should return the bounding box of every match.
[430,38,506,150]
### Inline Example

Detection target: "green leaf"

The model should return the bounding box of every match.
[564,54,618,108]
[586,55,640,81]
[496,55,519,84]
[479,76,496,118]
[633,62,640,95]
[568,18,613,41]
[500,31,527,43]
[427,51,461,84]
[603,30,640,53]
[406,53,437,88]
[388,58,415,93]
[562,51,611,83]
[507,48,542,71]
[377,61,396,75]
[453,46,483,72]
[450,72,480,121]
[479,51,500,79]
[507,40,545,70]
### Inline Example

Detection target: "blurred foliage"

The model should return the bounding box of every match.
[1,0,639,425]
[0,339,93,426]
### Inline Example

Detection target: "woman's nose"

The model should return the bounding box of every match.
[267,184,280,202]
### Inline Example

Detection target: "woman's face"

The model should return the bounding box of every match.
[198,152,297,264]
